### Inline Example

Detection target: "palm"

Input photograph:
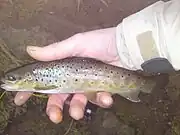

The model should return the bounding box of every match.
[14,27,116,123]
[74,28,120,66]
[30,27,119,67]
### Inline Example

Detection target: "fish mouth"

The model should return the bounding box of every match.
[0,83,20,91]
[0,77,21,91]
[0,77,14,91]
[0,77,16,91]
[0,83,37,92]
[0,77,16,85]
[0,83,60,93]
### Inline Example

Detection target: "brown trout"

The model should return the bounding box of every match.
[0,57,159,102]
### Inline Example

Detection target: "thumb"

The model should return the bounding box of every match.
[26,34,81,61]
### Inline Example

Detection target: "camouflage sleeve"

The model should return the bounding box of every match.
[115,0,180,71]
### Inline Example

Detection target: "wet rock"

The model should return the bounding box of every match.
[0,38,20,72]
[166,73,180,102]
[102,111,119,129]
[0,100,9,134]
[90,109,135,135]
[0,26,57,62]
[171,116,180,135]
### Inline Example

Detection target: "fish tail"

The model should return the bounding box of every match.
[140,73,169,94]
[140,81,156,94]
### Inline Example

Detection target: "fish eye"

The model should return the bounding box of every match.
[7,75,16,81]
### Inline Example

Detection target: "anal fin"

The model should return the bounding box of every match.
[84,91,98,105]
[115,90,141,102]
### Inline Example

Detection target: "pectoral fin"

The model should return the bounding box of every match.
[115,90,141,102]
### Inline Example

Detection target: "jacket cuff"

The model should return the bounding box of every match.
[116,0,180,71]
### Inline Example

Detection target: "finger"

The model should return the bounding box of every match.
[26,34,81,61]
[69,94,88,120]
[14,92,33,106]
[46,94,69,124]
[96,92,113,108]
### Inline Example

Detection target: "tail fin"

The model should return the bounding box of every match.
[140,73,169,93]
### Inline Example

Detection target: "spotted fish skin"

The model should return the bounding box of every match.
[1,57,158,102]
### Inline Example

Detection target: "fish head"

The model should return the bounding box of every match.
[0,64,37,92]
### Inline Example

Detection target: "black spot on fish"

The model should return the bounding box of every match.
[35,79,38,81]
[55,80,57,82]
[62,66,64,68]
[76,69,78,72]
[75,79,78,82]
[121,75,124,78]
[128,74,130,76]
[95,74,97,76]
[63,80,66,83]
[110,71,113,73]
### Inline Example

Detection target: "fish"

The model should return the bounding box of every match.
[0,57,160,103]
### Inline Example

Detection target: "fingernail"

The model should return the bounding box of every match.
[14,92,32,106]
[69,105,84,120]
[14,95,25,106]
[27,46,41,53]
[47,106,63,124]
[100,95,113,107]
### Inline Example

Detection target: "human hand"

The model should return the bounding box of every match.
[14,27,121,124]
